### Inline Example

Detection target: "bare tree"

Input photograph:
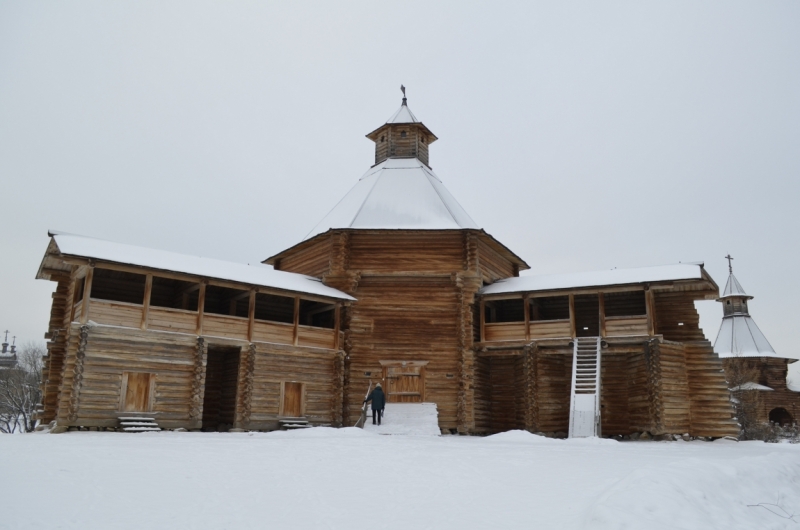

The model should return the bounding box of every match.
[0,342,44,433]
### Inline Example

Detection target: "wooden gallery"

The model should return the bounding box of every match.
[36,96,741,438]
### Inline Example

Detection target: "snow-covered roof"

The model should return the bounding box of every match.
[720,273,752,299]
[480,263,706,295]
[303,157,480,240]
[713,315,792,359]
[730,382,774,391]
[40,232,354,301]
[386,102,419,124]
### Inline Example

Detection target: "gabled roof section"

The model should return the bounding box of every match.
[302,158,480,241]
[37,232,354,301]
[480,263,713,296]
[720,273,752,300]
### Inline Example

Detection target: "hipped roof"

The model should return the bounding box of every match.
[302,158,481,241]
[37,232,354,301]
[720,273,752,300]
[713,315,790,359]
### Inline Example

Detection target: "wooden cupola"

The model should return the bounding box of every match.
[365,90,438,167]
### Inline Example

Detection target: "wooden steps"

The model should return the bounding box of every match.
[118,417,161,433]
[279,418,310,430]
[569,337,601,438]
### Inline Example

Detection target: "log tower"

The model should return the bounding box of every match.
[265,95,528,433]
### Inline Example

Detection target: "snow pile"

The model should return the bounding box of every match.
[485,429,551,443]
[362,402,441,436]
[1,432,798,529]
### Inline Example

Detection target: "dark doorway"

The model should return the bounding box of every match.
[202,346,241,431]
[769,407,794,426]
[574,295,600,337]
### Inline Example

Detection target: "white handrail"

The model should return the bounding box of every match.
[354,382,373,428]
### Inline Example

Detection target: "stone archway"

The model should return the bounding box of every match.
[768,407,794,426]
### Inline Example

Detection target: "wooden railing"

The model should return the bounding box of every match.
[605,316,648,337]
[78,298,339,350]
[530,320,571,339]
[87,299,142,328]
[482,316,648,343]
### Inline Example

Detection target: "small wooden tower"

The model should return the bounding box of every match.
[266,92,528,433]
[714,256,799,426]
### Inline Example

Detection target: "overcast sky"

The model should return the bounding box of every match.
[1,2,798,380]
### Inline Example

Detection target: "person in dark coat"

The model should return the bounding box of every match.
[364,383,386,425]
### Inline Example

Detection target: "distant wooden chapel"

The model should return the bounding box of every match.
[36,94,740,438]
[713,260,799,426]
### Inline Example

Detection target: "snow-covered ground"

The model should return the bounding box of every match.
[362,402,441,436]
[2,429,799,529]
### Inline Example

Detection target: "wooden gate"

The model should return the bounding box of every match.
[381,361,427,403]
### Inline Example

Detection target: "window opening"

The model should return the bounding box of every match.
[204,285,249,317]
[254,293,295,324]
[400,130,407,138]
[484,299,525,323]
[90,268,146,305]
[299,300,336,329]
[149,277,200,311]
[603,291,646,317]
[574,294,600,337]
[529,296,570,321]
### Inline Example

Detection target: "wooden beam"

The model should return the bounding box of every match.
[196,282,206,335]
[55,258,343,305]
[333,302,341,350]
[598,292,606,338]
[292,297,300,346]
[247,289,256,342]
[523,294,531,341]
[479,300,486,343]
[568,294,576,338]
[645,288,656,336]
[80,266,94,324]
[141,274,153,330]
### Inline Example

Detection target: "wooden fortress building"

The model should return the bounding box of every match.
[36,95,739,437]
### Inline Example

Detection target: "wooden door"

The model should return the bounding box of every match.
[123,372,152,412]
[281,382,304,417]
[385,365,424,403]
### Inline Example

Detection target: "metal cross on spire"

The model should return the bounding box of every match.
[725,254,734,274]
[3,330,7,343]
[400,84,407,105]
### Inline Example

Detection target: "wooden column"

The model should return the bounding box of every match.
[196,282,206,335]
[140,274,153,330]
[645,288,656,336]
[79,266,94,324]
[247,289,256,342]
[333,302,341,350]
[523,294,531,341]
[568,294,576,338]
[598,292,606,338]
[479,300,486,343]
[292,297,300,346]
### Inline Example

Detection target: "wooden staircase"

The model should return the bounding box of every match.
[118,417,161,433]
[279,418,310,430]
[569,337,602,438]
